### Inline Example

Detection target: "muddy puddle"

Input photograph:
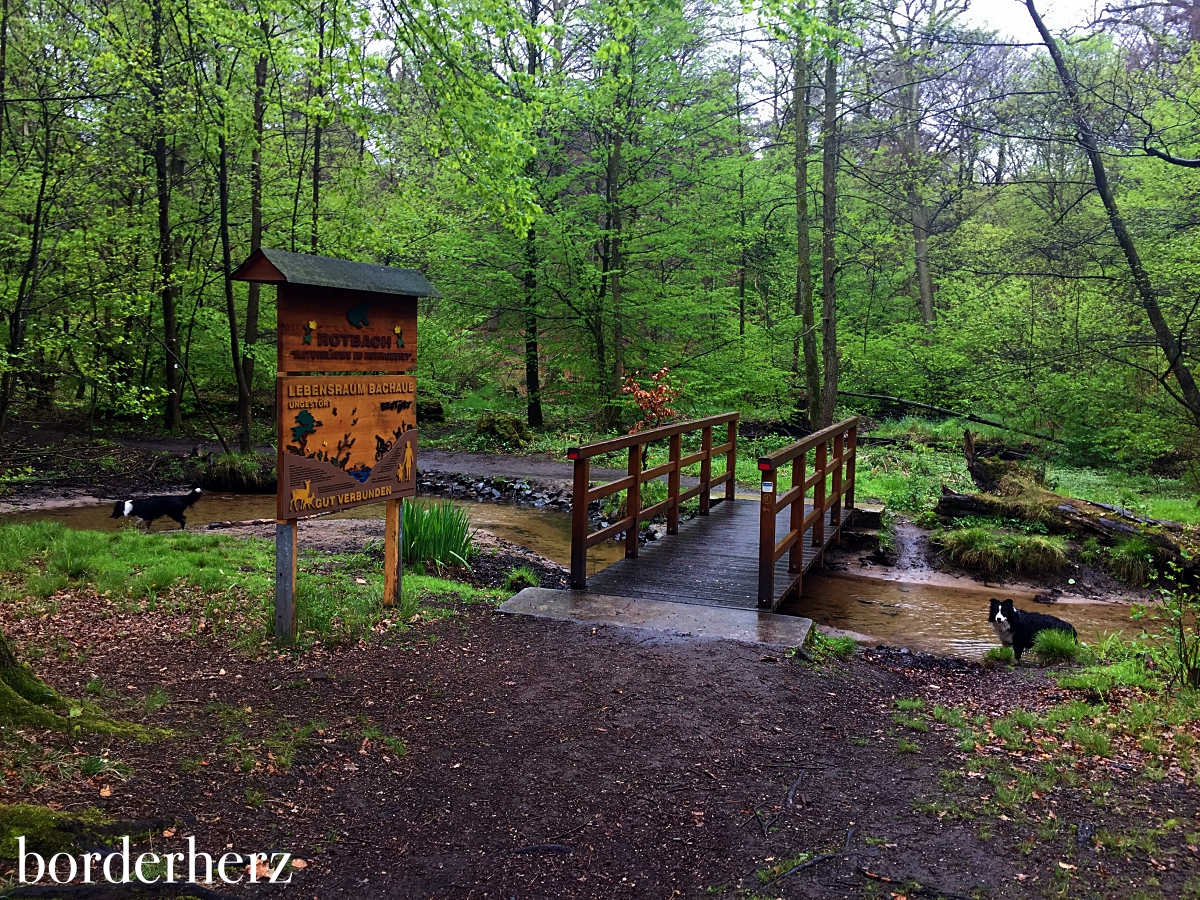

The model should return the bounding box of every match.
[1,495,1138,656]
[784,573,1138,656]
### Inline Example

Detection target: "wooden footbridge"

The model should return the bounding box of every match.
[502,413,859,643]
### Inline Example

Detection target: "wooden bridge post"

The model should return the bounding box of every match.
[570,457,590,588]
[626,443,642,558]
[788,450,805,576]
[699,426,713,515]
[812,440,826,565]
[725,419,738,502]
[831,430,844,545]
[667,433,681,535]
[757,467,776,608]
[844,424,857,510]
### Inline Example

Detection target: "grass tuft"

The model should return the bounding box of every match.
[938,525,1066,575]
[503,566,540,593]
[800,631,858,664]
[403,500,475,571]
[1106,536,1157,586]
[982,646,1015,667]
[1033,628,1081,665]
[939,526,1006,574]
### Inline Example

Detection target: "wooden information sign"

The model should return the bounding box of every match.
[232,249,440,642]
[277,284,417,373]
[277,374,417,519]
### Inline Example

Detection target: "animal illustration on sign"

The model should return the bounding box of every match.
[290,480,316,512]
[346,301,371,328]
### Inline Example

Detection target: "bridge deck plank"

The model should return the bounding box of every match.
[585,499,842,610]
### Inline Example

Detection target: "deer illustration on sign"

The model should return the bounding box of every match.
[289,480,315,511]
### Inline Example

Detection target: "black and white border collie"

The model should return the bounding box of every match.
[988,597,1076,661]
[111,487,203,532]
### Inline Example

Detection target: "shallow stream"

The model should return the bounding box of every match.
[2,493,1138,656]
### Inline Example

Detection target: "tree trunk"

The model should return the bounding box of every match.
[523,221,543,429]
[1026,0,1200,429]
[912,202,934,323]
[243,42,267,424]
[310,1,327,254]
[607,130,624,417]
[0,102,51,445]
[151,0,181,432]
[218,116,253,453]
[898,43,935,326]
[818,45,840,428]
[522,1,543,430]
[794,41,819,426]
[738,168,746,337]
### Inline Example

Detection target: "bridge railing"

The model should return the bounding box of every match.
[567,412,740,588]
[756,417,859,610]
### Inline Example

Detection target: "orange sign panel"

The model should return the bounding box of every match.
[277,375,417,518]
[277,284,417,374]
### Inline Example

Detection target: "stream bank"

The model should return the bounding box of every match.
[1,490,1144,657]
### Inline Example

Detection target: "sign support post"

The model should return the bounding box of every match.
[275,519,298,641]
[384,498,403,608]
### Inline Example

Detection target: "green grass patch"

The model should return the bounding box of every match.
[797,631,858,664]
[0,523,501,650]
[0,522,276,602]
[265,721,320,770]
[982,646,1015,667]
[938,526,1066,575]
[1033,628,1081,665]
[1047,464,1198,525]
[1057,658,1156,693]
[503,566,540,593]
[1106,535,1158,586]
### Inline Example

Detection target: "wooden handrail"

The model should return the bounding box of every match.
[758,417,859,611]
[566,412,740,460]
[755,416,860,472]
[569,413,739,588]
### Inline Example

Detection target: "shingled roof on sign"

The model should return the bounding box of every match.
[231,248,441,298]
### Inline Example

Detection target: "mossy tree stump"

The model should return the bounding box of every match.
[0,628,71,729]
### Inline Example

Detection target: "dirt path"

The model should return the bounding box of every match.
[4,587,1196,899]
[1,604,994,898]
[421,449,625,486]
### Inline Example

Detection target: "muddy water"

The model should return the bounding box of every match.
[2,495,1138,655]
[785,573,1138,656]
[0,494,626,573]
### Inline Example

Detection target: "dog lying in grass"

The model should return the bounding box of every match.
[110,487,202,532]
[988,597,1076,661]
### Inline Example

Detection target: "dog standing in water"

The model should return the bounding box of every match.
[989,598,1076,661]
[110,487,203,532]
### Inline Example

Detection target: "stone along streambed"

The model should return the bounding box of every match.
[1,493,1139,656]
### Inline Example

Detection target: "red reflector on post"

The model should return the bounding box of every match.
[567,450,580,460]
[757,462,771,471]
